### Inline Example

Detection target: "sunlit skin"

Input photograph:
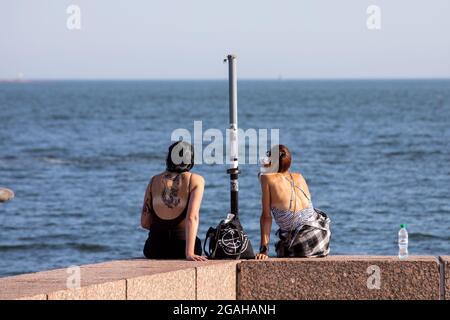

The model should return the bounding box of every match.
[141,171,207,261]
[256,171,311,260]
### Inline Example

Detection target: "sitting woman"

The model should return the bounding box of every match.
[256,144,331,259]
[141,141,206,261]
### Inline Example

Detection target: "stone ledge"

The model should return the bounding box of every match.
[440,256,449,300]
[197,261,238,300]
[238,256,440,300]
[0,259,235,300]
[0,256,444,300]
[48,280,126,300]
[127,268,195,300]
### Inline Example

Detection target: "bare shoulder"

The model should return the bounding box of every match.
[260,173,276,185]
[147,173,161,188]
[292,172,308,186]
[152,172,165,181]
[293,172,306,181]
[189,172,205,186]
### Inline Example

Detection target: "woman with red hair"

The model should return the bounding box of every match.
[256,145,331,259]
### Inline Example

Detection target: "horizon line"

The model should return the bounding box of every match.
[1,77,450,82]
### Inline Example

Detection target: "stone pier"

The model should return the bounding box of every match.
[0,256,447,300]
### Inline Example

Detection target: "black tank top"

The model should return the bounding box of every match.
[148,173,192,230]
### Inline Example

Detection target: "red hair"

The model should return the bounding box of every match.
[278,145,291,173]
[269,144,291,173]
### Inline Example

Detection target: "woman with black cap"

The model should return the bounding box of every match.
[141,141,206,261]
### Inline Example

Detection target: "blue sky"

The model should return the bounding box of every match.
[1,0,449,79]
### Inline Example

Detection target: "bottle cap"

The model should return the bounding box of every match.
[400,224,407,228]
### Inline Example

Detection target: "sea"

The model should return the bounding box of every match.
[0,80,449,276]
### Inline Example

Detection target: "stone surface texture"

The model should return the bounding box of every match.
[0,256,443,300]
[0,259,235,300]
[440,256,449,300]
[238,256,440,300]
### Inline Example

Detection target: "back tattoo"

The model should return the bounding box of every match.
[161,173,182,208]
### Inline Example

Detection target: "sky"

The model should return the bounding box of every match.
[1,0,450,79]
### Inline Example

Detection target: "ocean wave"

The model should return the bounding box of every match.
[17,233,74,241]
[49,114,71,120]
[40,152,163,168]
[370,140,400,147]
[408,232,450,241]
[66,243,110,252]
[42,157,69,164]
[0,242,110,252]
[23,146,69,154]
[0,155,18,160]
[383,150,442,159]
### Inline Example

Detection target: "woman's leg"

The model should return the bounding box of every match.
[143,230,202,259]
[169,238,187,259]
[194,237,202,256]
[167,237,202,259]
[143,230,170,259]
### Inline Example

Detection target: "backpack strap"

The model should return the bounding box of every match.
[203,227,216,258]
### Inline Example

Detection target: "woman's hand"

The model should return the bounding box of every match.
[255,253,269,260]
[186,254,208,261]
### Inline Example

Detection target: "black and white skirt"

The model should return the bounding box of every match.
[275,208,331,258]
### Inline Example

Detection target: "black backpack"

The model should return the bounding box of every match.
[203,215,255,259]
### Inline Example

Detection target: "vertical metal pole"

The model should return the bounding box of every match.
[228,55,238,134]
[227,54,239,216]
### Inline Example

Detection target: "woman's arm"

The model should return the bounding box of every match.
[256,174,272,260]
[185,174,207,261]
[140,180,153,230]
[298,173,311,199]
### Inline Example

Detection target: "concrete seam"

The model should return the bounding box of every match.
[125,278,128,300]
[236,262,241,300]
[194,267,198,300]
[439,257,445,300]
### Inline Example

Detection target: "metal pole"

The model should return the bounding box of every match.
[226,54,239,216]
[228,54,238,131]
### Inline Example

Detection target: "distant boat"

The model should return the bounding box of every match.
[0,73,28,83]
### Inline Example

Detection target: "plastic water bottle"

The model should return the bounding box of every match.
[398,224,408,259]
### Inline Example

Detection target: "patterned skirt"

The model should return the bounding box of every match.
[275,208,331,258]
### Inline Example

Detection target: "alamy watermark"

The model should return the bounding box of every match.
[66,5,81,30]
[65,5,381,32]
[366,265,381,290]
[170,121,280,170]
[66,265,81,289]
[366,5,381,30]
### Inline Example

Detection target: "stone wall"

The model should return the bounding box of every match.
[0,259,238,300]
[238,256,440,300]
[0,256,448,300]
